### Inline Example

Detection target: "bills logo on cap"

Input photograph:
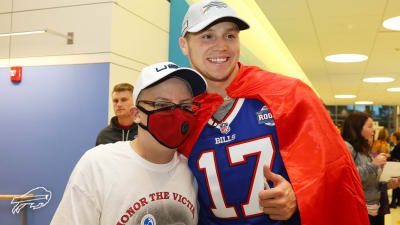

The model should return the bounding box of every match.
[256,105,275,126]
[218,122,231,134]
[202,1,227,14]
[155,63,179,72]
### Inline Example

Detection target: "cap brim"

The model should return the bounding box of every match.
[168,68,207,98]
[186,16,249,34]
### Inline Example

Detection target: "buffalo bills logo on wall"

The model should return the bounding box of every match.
[11,187,52,214]
[218,122,231,134]
[256,105,275,126]
[141,214,156,225]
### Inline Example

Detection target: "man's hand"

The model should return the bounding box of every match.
[259,165,298,220]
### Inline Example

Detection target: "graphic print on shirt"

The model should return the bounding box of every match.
[189,98,290,224]
[140,214,156,225]
[116,191,196,225]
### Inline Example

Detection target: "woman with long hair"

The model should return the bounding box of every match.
[342,111,398,225]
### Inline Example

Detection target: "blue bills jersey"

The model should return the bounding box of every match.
[188,98,299,224]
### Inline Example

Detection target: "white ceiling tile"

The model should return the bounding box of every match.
[383,0,400,18]
[324,61,368,75]
[308,0,386,17]
[255,0,308,21]
[257,0,400,105]
[366,32,400,74]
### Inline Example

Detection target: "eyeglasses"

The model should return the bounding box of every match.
[137,100,200,113]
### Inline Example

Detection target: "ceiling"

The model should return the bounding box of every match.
[255,0,400,106]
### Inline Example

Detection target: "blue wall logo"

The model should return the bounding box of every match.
[11,187,52,214]
[256,105,275,126]
[141,214,156,225]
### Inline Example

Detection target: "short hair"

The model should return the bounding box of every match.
[112,83,133,94]
[377,127,389,141]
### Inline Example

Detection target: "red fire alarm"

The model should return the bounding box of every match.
[10,66,22,82]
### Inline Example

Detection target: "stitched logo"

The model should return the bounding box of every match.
[202,1,228,15]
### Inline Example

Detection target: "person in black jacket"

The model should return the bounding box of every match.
[96,83,138,146]
[389,131,400,208]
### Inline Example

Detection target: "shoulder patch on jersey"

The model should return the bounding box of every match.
[256,105,275,126]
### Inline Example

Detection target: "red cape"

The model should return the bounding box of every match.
[180,63,369,225]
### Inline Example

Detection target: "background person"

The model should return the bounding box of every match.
[50,62,207,225]
[371,127,391,216]
[372,127,390,157]
[178,0,368,224]
[95,83,138,146]
[389,131,400,208]
[341,111,399,225]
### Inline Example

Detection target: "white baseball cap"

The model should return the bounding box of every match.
[133,62,207,104]
[181,0,250,37]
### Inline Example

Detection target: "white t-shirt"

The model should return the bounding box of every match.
[50,141,198,225]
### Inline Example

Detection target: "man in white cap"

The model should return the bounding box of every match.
[50,62,207,225]
[178,0,369,225]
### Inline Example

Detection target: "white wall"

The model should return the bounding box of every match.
[0,0,172,123]
[0,0,114,67]
[108,0,170,121]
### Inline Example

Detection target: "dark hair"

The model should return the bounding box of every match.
[112,83,133,94]
[341,111,372,155]
[392,131,400,142]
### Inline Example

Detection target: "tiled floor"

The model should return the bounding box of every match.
[385,189,400,225]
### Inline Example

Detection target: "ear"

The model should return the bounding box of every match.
[179,37,189,56]
[130,106,141,124]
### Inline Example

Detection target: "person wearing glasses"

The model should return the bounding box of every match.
[50,62,207,225]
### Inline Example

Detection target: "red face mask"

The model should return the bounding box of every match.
[137,105,196,149]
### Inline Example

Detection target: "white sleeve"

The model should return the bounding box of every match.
[50,153,102,225]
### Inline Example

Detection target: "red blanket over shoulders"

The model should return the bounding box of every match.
[180,63,369,225]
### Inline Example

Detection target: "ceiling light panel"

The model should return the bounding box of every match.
[325,54,368,63]
[355,101,373,105]
[387,87,400,92]
[383,16,400,31]
[362,77,395,83]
